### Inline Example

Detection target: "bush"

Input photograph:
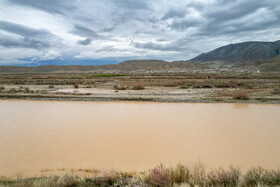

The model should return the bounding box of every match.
[170,164,190,184]
[8,88,17,94]
[23,87,30,93]
[132,83,145,90]
[232,91,250,100]
[201,84,213,88]
[206,167,240,186]
[243,167,267,186]
[148,164,171,186]
[48,84,54,89]
[0,86,5,90]
[263,169,280,186]
[113,84,127,90]
[190,162,206,186]
[271,88,280,95]
[74,83,79,88]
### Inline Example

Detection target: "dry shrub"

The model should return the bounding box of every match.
[271,88,280,95]
[170,163,190,184]
[148,164,171,186]
[114,84,127,90]
[206,166,240,186]
[190,161,206,186]
[132,83,145,90]
[243,167,267,186]
[8,88,17,93]
[23,87,30,93]
[201,84,213,88]
[263,169,280,186]
[48,84,54,89]
[163,81,184,87]
[232,90,250,100]
[74,83,79,88]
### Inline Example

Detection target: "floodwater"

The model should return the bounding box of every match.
[0,100,280,176]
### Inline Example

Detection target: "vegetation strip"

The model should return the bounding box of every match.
[1,163,280,186]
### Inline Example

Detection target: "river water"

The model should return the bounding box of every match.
[0,100,279,176]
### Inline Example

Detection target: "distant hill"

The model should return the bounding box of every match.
[0,60,206,73]
[190,40,280,65]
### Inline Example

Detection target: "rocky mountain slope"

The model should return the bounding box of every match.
[190,40,280,65]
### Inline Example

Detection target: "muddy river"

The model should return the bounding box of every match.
[0,100,279,176]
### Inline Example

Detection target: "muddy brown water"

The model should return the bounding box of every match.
[0,100,280,176]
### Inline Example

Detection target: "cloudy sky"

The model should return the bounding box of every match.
[0,0,280,66]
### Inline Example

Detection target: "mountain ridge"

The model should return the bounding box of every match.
[190,40,280,65]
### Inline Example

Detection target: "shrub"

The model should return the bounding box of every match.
[149,164,171,186]
[8,88,17,94]
[163,81,183,87]
[201,84,213,88]
[271,88,280,95]
[48,84,54,89]
[190,161,206,186]
[206,167,240,186]
[170,163,190,184]
[74,83,79,88]
[113,84,127,90]
[0,86,5,90]
[23,87,30,93]
[132,83,145,90]
[243,167,267,186]
[232,91,249,100]
[263,169,280,186]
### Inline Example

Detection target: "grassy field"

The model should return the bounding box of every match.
[0,163,279,186]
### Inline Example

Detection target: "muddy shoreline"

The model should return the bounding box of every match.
[1,93,280,104]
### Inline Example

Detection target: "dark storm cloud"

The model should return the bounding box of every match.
[131,41,186,52]
[72,25,100,38]
[165,0,280,37]
[0,20,60,49]
[8,0,75,15]
[71,25,107,45]
[78,38,93,46]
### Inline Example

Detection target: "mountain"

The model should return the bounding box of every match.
[0,60,207,73]
[260,55,280,71]
[190,40,280,65]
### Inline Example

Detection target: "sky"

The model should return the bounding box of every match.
[0,0,280,66]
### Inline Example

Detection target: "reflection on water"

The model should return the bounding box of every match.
[0,100,280,176]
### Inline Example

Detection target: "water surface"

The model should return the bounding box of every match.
[0,100,280,176]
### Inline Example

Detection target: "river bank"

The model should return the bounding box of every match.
[1,163,280,187]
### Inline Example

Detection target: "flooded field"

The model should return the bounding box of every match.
[0,100,280,176]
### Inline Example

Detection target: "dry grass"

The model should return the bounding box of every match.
[1,164,280,187]
[132,83,145,90]
[232,90,250,100]
[113,84,128,90]
[190,161,206,186]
